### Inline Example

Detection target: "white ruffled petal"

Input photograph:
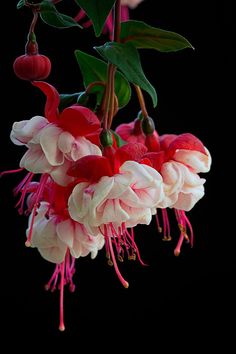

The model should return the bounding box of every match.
[56,219,75,249]
[39,124,64,166]
[173,147,212,173]
[69,137,102,161]
[20,144,53,173]
[10,116,48,146]
[57,131,75,155]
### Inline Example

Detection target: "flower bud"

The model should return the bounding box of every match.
[141,116,155,135]
[13,32,51,81]
[100,129,113,147]
[133,117,143,135]
[13,54,51,81]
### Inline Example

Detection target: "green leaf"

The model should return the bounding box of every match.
[59,93,81,112]
[17,0,25,9]
[120,20,194,52]
[74,0,116,36]
[75,49,131,108]
[40,1,82,29]
[95,42,157,107]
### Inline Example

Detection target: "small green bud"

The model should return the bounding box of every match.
[100,129,113,147]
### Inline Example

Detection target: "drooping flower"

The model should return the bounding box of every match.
[10,81,101,186]
[142,132,211,254]
[67,142,164,287]
[25,178,104,331]
[143,133,211,210]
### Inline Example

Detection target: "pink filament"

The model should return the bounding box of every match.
[13,172,33,196]
[182,211,194,247]
[15,173,34,214]
[0,168,24,178]
[174,209,190,256]
[45,264,60,292]
[59,261,65,332]
[124,227,146,266]
[155,210,162,233]
[162,209,171,239]
[105,226,129,288]
[26,174,48,245]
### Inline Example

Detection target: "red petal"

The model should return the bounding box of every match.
[140,157,153,167]
[145,133,160,152]
[168,133,206,158]
[115,143,148,166]
[160,134,177,151]
[86,130,101,146]
[143,151,166,171]
[32,81,60,122]
[59,105,100,137]
[67,155,113,182]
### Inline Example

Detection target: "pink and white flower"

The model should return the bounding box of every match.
[24,178,105,332]
[143,133,212,211]
[67,143,164,287]
[27,201,104,263]
[68,159,163,233]
[142,132,211,255]
[10,81,101,186]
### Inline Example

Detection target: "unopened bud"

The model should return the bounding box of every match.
[100,129,113,147]
[142,116,155,135]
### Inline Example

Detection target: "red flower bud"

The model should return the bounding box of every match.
[13,53,51,81]
[13,31,51,81]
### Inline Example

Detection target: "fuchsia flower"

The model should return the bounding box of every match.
[143,133,211,210]
[10,81,101,186]
[67,142,164,287]
[20,176,104,331]
[141,132,211,254]
[27,184,104,264]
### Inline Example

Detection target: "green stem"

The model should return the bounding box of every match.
[106,0,121,129]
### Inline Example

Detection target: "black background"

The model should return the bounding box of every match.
[0,0,234,349]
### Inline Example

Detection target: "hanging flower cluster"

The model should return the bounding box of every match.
[1,0,211,331]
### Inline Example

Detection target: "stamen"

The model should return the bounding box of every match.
[14,172,33,196]
[155,210,162,233]
[15,173,34,214]
[59,261,65,332]
[0,168,24,178]
[45,264,60,292]
[182,211,194,247]
[161,209,171,241]
[105,226,129,288]
[174,209,190,256]
[124,227,147,266]
[26,174,48,246]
